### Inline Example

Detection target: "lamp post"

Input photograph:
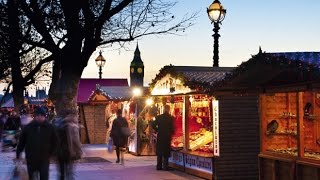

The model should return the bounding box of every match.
[207,0,226,67]
[95,50,106,79]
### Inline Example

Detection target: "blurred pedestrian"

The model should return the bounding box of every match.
[0,110,9,125]
[16,107,57,180]
[53,111,82,180]
[20,106,33,129]
[151,105,174,170]
[110,109,129,163]
[0,112,3,142]
[4,111,21,131]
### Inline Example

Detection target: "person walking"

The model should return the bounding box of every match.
[151,105,174,170]
[16,107,57,180]
[53,111,82,180]
[110,109,129,163]
[20,106,33,129]
[4,111,21,131]
[0,112,3,142]
[3,111,21,149]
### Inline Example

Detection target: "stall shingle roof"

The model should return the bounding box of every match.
[269,52,320,66]
[150,65,234,93]
[173,66,233,84]
[211,51,320,94]
[99,86,132,100]
[77,78,128,103]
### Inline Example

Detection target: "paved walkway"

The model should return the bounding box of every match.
[0,143,203,180]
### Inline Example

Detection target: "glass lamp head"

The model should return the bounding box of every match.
[95,51,106,67]
[207,0,226,24]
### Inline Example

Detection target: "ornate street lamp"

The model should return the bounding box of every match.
[207,0,226,67]
[95,50,106,79]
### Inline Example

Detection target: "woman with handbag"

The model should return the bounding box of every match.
[110,109,129,163]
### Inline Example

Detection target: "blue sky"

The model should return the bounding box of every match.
[83,0,320,86]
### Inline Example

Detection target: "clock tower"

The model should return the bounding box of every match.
[130,44,144,87]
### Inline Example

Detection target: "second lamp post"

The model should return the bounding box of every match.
[95,50,106,79]
[207,0,226,67]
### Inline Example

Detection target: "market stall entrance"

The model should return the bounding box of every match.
[150,66,237,179]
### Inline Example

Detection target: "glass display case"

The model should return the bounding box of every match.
[262,93,298,156]
[260,91,320,180]
[188,95,213,154]
[156,94,214,155]
[262,92,320,159]
[170,96,184,149]
[302,91,320,160]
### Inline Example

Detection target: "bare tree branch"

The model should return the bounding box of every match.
[23,54,53,84]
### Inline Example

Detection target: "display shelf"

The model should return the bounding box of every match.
[279,114,297,119]
[266,131,297,136]
[304,152,320,160]
[266,149,298,156]
[303,115,318,121]
[181,150,214,158]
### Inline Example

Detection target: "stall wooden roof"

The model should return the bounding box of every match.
[150,65,233,94]
[212,51,320,94]
[77,78,128,103]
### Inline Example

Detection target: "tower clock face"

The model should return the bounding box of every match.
[130,68,134,73]
[137,67,143,73]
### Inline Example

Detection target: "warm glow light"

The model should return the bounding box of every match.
[146,98,154,106]
[189,95,194,103]
[132,88,142,97]
[207,0,226,23]
[95,51,106,67]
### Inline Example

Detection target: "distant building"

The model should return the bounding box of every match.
[130,44,144,87]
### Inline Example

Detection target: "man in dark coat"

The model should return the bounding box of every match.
[16,107,57,180]
[151,105,174,170]
[110,109,129,163]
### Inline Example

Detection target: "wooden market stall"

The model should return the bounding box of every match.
[125,89,158,156]
[212,51,320,180]
[150,65,261,179]
[78,85,131,144]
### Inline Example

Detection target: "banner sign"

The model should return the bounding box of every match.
[169,151,184,166]
[212,100,220,156]
[185,154,213,174]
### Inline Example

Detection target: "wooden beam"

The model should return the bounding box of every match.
[297,92,304,158]
[184,95,190,151]
[260,94,266,153]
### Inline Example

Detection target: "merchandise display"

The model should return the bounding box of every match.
[262,92,320,159]
[189,129,213,151]
[171,136,183,148]
[188,96,213,155]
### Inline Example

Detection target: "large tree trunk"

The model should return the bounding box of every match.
[49,39,95,118]
[8,0,24,112]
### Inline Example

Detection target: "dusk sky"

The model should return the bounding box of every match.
[1,0,319,95]
[83,0,320,86]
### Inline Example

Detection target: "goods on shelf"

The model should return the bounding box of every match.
[266,148,298,156]
[305,152,320,160]
[189,130,213,151]
[171,136,183,148]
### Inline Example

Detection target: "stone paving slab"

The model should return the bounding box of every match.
[0,143,204,180]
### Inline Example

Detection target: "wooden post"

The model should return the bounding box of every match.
[260,94,266,153]
[287,93,292,148]
[183,95,190,151]
[312,92,318,151]
[297,92,304,158]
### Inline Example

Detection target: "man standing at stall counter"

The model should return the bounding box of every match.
[151,105,174,171]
